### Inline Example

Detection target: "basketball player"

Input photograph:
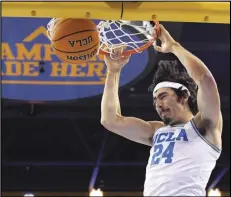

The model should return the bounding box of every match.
[100,24,222,196]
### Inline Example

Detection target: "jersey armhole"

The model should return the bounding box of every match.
[190,118,221,154]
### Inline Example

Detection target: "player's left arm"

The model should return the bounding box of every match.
[171,42,222,133]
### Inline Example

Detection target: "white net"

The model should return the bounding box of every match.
[47,18,62,41]
[47,18,65,41]
[97,20,158,58]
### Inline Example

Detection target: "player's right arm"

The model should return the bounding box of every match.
[100,48,162,146]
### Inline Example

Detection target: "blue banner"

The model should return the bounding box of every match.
[1,17,150,101]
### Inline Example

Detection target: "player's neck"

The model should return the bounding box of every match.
[169,121,187,127]
[169,112,194,127]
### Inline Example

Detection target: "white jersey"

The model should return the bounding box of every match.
[144,119,221,196]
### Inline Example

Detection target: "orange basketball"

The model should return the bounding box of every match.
[49,18,100,64]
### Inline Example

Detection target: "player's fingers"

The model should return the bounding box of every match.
[159,24,168,35]
[112,48,121,59]
[154,25,161,37]
[154,45,162,52]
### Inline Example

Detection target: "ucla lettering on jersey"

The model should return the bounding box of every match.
[151,127,189,165]
[144,119,221,196]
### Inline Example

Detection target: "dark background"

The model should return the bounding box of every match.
[2,22,230,195]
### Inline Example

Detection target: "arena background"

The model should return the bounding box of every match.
[1,2,230,196]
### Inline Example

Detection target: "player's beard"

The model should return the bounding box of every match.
[162,117,172,125]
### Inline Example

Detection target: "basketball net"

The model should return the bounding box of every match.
[47,18,61,41]
[96,20,160,59]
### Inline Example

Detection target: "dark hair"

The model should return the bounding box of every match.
[148,60,198,115]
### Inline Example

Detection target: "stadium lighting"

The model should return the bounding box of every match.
[23,193,34,197]
[89,188,103,196]
[208,188,221,197]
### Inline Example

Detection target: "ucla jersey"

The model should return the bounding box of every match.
[144,119,221,196]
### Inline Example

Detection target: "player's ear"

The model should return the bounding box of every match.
[181,95,189,105]
[177,94,188,105]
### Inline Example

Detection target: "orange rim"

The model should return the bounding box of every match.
[99,21,160,56]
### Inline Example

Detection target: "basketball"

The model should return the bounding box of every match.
[49,18,100,64]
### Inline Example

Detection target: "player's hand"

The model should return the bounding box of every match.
[104,47,131,72]
[154,24,177,53]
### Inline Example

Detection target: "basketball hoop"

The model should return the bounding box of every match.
[96,20,160,59]
[46,18,160,61]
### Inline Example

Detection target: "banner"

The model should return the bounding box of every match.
[1,17,151,101]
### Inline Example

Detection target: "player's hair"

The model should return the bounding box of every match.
[148,60,198,115]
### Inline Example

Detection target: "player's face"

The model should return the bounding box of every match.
[153,88,186,125]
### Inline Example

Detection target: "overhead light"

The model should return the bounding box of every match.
[208,188,221,197]
[23,193,34,197]
[89,188,103,196]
